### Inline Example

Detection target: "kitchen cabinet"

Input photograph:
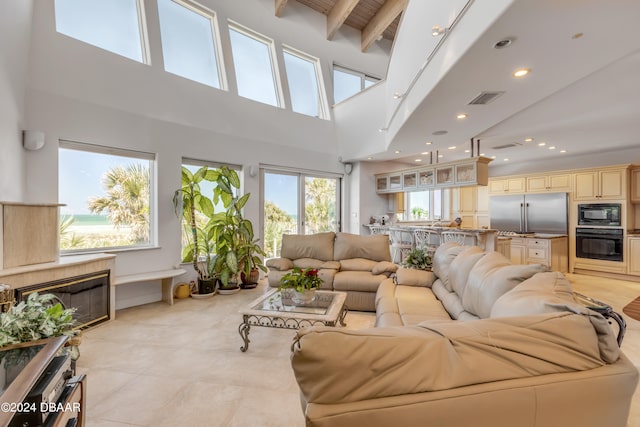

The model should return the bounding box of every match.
[510,236,568,272]
[375,157,492,194]
[455,185,489,229]
[526,173,571,193]
[574,167,627,200]
[403,171,418,190]
[629,237,640,276]
[488,177,526,194]
[418,169,435,188]
[376,175,389,193]
[631,168,640,203]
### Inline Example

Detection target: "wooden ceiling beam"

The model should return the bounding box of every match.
[327,0,360,40]
[275,0,288,17]
[361,0,406,52]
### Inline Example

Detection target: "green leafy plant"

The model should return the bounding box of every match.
[0,293,77,348]
[279,267,323,293]
[404,248,432,270]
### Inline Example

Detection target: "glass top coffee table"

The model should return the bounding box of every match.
[238,288,348,352]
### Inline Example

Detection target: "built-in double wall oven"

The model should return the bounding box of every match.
[576,203,623,262]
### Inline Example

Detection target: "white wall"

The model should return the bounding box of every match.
[14,0,389,309]
[0,0,33,201]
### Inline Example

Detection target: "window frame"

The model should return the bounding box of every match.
[227,21,285,108]
[332,64,381,104]
[157,0,227,90]
[58,140,156,254]
[54,0,151,64]
[282,45,330,120]
[405,189,444,221]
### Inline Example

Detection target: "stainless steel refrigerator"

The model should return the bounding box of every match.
[489,193,569,234]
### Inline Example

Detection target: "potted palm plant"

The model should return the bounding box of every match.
[173,166,218,295]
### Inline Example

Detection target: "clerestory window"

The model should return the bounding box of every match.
[157,0,225,89]
[54,0,149,63]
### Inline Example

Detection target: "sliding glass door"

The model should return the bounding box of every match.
[262,169,340,258]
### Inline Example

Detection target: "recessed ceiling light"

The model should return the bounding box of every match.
[448,146,456,150]
[456,114,468,119]
[415,159,422,162]
[421,151,429,155]
[393,92,403,99]
[524,137,533,142]
[367,157,373,160]
[438,154,444,158]
[560,150,567,153]
[513,68,531,78]
[504,158,510,161]
[378,127,388,132]
[425,141,432,145]
[464,149,470,153]
[549,146,556,150]
[494,38,513,49]
[394,150,401,154]
[538,142,546,146]
[480,153,486,156]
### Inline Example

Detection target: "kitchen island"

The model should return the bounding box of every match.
[366,224,498,252]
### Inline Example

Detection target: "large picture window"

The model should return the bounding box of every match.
[157,0,225,89]
[58,141,154,252]
[229,23,281,107]
[54,0,148,63]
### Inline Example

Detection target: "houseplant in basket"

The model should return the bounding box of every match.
[279,267,323,304]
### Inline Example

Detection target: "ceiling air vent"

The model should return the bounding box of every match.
[468,91,505,105]
[492,142,522,150]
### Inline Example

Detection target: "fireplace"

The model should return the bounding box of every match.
[14,270,111,328]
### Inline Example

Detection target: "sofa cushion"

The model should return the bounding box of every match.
[432,243,466,292]
[293,258,325,269]
[320,261,341,270]
[448,246,486,297]
[432,280,465,319]
[394,267,436,287]
[490,272,576,318]
[395,286,451,325]
[461,252,548,318]
[333,232,390,262]
[340,258,378,271]
[265,257,293,271]
[281,232,335,261]
[333,271,387,292]
[372,261,398,276]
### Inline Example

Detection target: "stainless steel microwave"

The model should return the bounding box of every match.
[577,203,621,227]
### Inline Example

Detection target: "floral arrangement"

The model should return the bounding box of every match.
[279,267,323,293]
[404,248,432,270]
[0,293,77,349]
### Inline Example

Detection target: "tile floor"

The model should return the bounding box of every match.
[77,274,640,426]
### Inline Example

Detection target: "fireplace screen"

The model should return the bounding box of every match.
[15,270,110,328]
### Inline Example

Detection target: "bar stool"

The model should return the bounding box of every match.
[388,226,414,264]
[440,230,478,246]
[413,228,439,250]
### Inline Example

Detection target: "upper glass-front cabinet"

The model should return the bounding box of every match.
[375,157,492,193]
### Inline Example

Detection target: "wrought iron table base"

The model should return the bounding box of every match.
[239,305,348,352]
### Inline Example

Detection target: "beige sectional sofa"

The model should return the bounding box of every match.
[290,242,638,427]
[266,232,397,311]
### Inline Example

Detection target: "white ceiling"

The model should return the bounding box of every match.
[383,0,640,167]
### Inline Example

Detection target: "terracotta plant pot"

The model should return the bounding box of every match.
[240,268,260,289]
